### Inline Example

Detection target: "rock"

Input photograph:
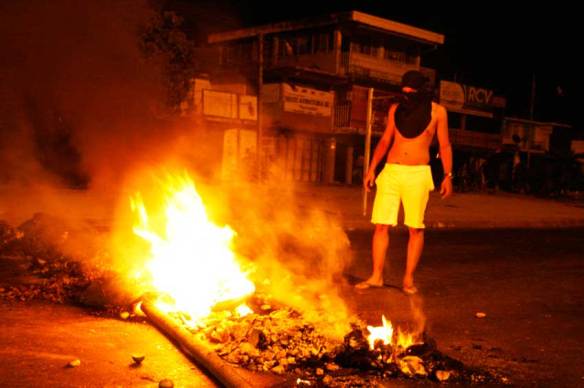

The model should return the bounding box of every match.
[119,311,130,320]
[435,370,451,382]
[325,362,340,371]
[398,356,427,377]
[131,354,145,365]
[67,359,81,368]
[132,302,146,317]
[247,328,267,349]
[159,379,174,388]
[316,368,324,376]
[240,342,258,356]
[475,312,487,319]
[271,365,285,375]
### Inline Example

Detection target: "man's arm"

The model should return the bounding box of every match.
[363,104,396,192]
[436,105,453,198]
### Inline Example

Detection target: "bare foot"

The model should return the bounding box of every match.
[402,285,418,295]
[403,276,417,295]
[355,276,384,289]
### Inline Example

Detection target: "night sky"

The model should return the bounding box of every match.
[167,1,581,129]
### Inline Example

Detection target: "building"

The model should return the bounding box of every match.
[204,11,444,183]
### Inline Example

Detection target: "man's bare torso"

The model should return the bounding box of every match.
[386,102,439,166]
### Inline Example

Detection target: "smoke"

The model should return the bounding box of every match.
[0,1,357,337]
[221,175,354,338]
[0,0,198,218]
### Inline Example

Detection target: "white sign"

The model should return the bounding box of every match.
[439,81,465,110]
[203,90,238,119]
[282,84,333,117]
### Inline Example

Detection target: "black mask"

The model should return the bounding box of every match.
[395,71,433,139]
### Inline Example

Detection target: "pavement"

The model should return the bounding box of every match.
[295,185,584,230]
[2,183,583,231]
[2,184,584,386]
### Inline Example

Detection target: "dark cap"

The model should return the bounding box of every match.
[401,70,429,90]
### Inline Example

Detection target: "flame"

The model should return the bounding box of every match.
[235,304,253,317]
[366,315,417,351]
[130,173,255,323]
[367,315,394,350]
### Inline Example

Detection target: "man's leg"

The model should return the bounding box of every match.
[356,224,389,288]
[403,227,424,292]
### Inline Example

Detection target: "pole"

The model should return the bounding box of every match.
[257,33,264,180]
[362,88,374,216]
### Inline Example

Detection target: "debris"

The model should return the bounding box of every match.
[325,362,339,371]
[158,379,174,388]
[131,354,145,365]
[133,302,146,317]
[475,312,487,319]
[67,359,81,368]
[435,370,451,381]
[120,311,130,320]
[398,356,427,377]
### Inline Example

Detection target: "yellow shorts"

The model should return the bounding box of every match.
[371,164,435,229]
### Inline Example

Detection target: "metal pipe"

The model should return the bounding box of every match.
[141,298,254,388]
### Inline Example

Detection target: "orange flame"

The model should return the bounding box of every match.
[366,315,418,352]
[130,173,255,324]
[366,315,394,350]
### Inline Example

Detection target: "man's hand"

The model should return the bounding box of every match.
[440,176,453,199]
[363,170,376,192]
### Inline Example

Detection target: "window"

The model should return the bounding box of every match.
[314,32,331,53]
[296,34,311,55]
[384,48,406,63]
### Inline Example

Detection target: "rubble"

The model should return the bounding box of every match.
[165,302,501,386]
[435,369,451,382]
[0,215,139,313]
[158,379,174,388]
[131,354,145,365]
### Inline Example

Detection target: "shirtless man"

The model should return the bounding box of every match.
[356,70,453,295]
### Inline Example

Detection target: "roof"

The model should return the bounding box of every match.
[208,11,444,46]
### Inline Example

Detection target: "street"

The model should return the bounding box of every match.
[1,228,583,386]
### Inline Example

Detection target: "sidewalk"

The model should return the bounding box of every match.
[296,185,584,230]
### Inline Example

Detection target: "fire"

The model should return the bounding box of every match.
[367,315,393,349]
[235,303,253,317]
[130,173,255,323]
[366,315,417,352]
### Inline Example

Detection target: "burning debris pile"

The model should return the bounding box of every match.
[161,295,497,386]
[125,172,503,386]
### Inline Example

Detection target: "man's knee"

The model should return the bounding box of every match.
[375,224,390,234]
[408,227,424,237]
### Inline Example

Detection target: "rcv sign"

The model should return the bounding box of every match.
[463,86,493,106]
